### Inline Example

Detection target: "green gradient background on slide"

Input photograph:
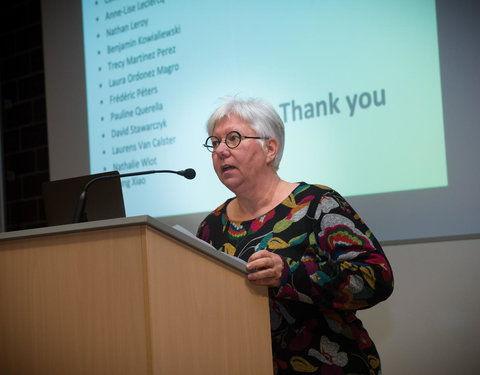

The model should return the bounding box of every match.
[82,0,446,217]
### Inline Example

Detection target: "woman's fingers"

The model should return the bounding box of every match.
[246,250,283,287]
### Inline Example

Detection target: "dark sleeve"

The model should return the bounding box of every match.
[273,189,394,311]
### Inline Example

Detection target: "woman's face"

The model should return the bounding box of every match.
[211,114,271,194]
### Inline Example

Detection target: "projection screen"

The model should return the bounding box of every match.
[41,0,480,241]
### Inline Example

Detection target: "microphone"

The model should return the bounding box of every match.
[72,168,196,223]
[178,168,196,180]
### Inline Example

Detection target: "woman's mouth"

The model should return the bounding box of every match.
[222,165,235,172]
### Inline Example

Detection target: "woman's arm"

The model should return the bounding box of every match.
[251,189,394,311]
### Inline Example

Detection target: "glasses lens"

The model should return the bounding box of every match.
[205,136,220,151]
[225,131,241,149]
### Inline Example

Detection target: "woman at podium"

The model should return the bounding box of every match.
[197,97,394,375]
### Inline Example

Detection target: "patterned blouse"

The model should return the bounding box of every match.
[196,183,394,375]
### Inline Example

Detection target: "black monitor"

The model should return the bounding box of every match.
[42,171,126,226]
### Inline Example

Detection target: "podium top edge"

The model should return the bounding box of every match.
[0,215,155,240]
[0,216,248,274]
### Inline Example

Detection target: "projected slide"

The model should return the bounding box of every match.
[82,0,447,218]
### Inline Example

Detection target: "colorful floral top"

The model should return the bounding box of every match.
[196,183,394,375]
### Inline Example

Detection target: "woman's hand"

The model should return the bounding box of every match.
[246,250,284,287]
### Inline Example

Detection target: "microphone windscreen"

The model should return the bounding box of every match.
[182,168,196,180]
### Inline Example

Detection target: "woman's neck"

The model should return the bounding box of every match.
[227,176,299,221]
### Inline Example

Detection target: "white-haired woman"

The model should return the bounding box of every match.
[197,97,393,375]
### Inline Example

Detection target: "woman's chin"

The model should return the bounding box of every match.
[220,176,242,194]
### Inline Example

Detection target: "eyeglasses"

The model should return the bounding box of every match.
[203,131,268,152]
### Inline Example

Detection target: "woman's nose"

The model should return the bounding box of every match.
[214,141,230,157]
[216,139,229,151]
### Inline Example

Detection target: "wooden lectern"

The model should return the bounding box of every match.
[0,216,273,375]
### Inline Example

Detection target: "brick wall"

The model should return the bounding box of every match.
[0,0,49,231]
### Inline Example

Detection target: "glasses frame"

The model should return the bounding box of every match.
[203,130,268,152]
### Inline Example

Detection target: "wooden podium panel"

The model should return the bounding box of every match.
[0,217,273,375]
[0,226,149,374]
[144,226,272,374]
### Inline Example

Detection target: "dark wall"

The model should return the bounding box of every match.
[0,0,49,231]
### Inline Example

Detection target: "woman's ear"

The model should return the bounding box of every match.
[264,137,279,166]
